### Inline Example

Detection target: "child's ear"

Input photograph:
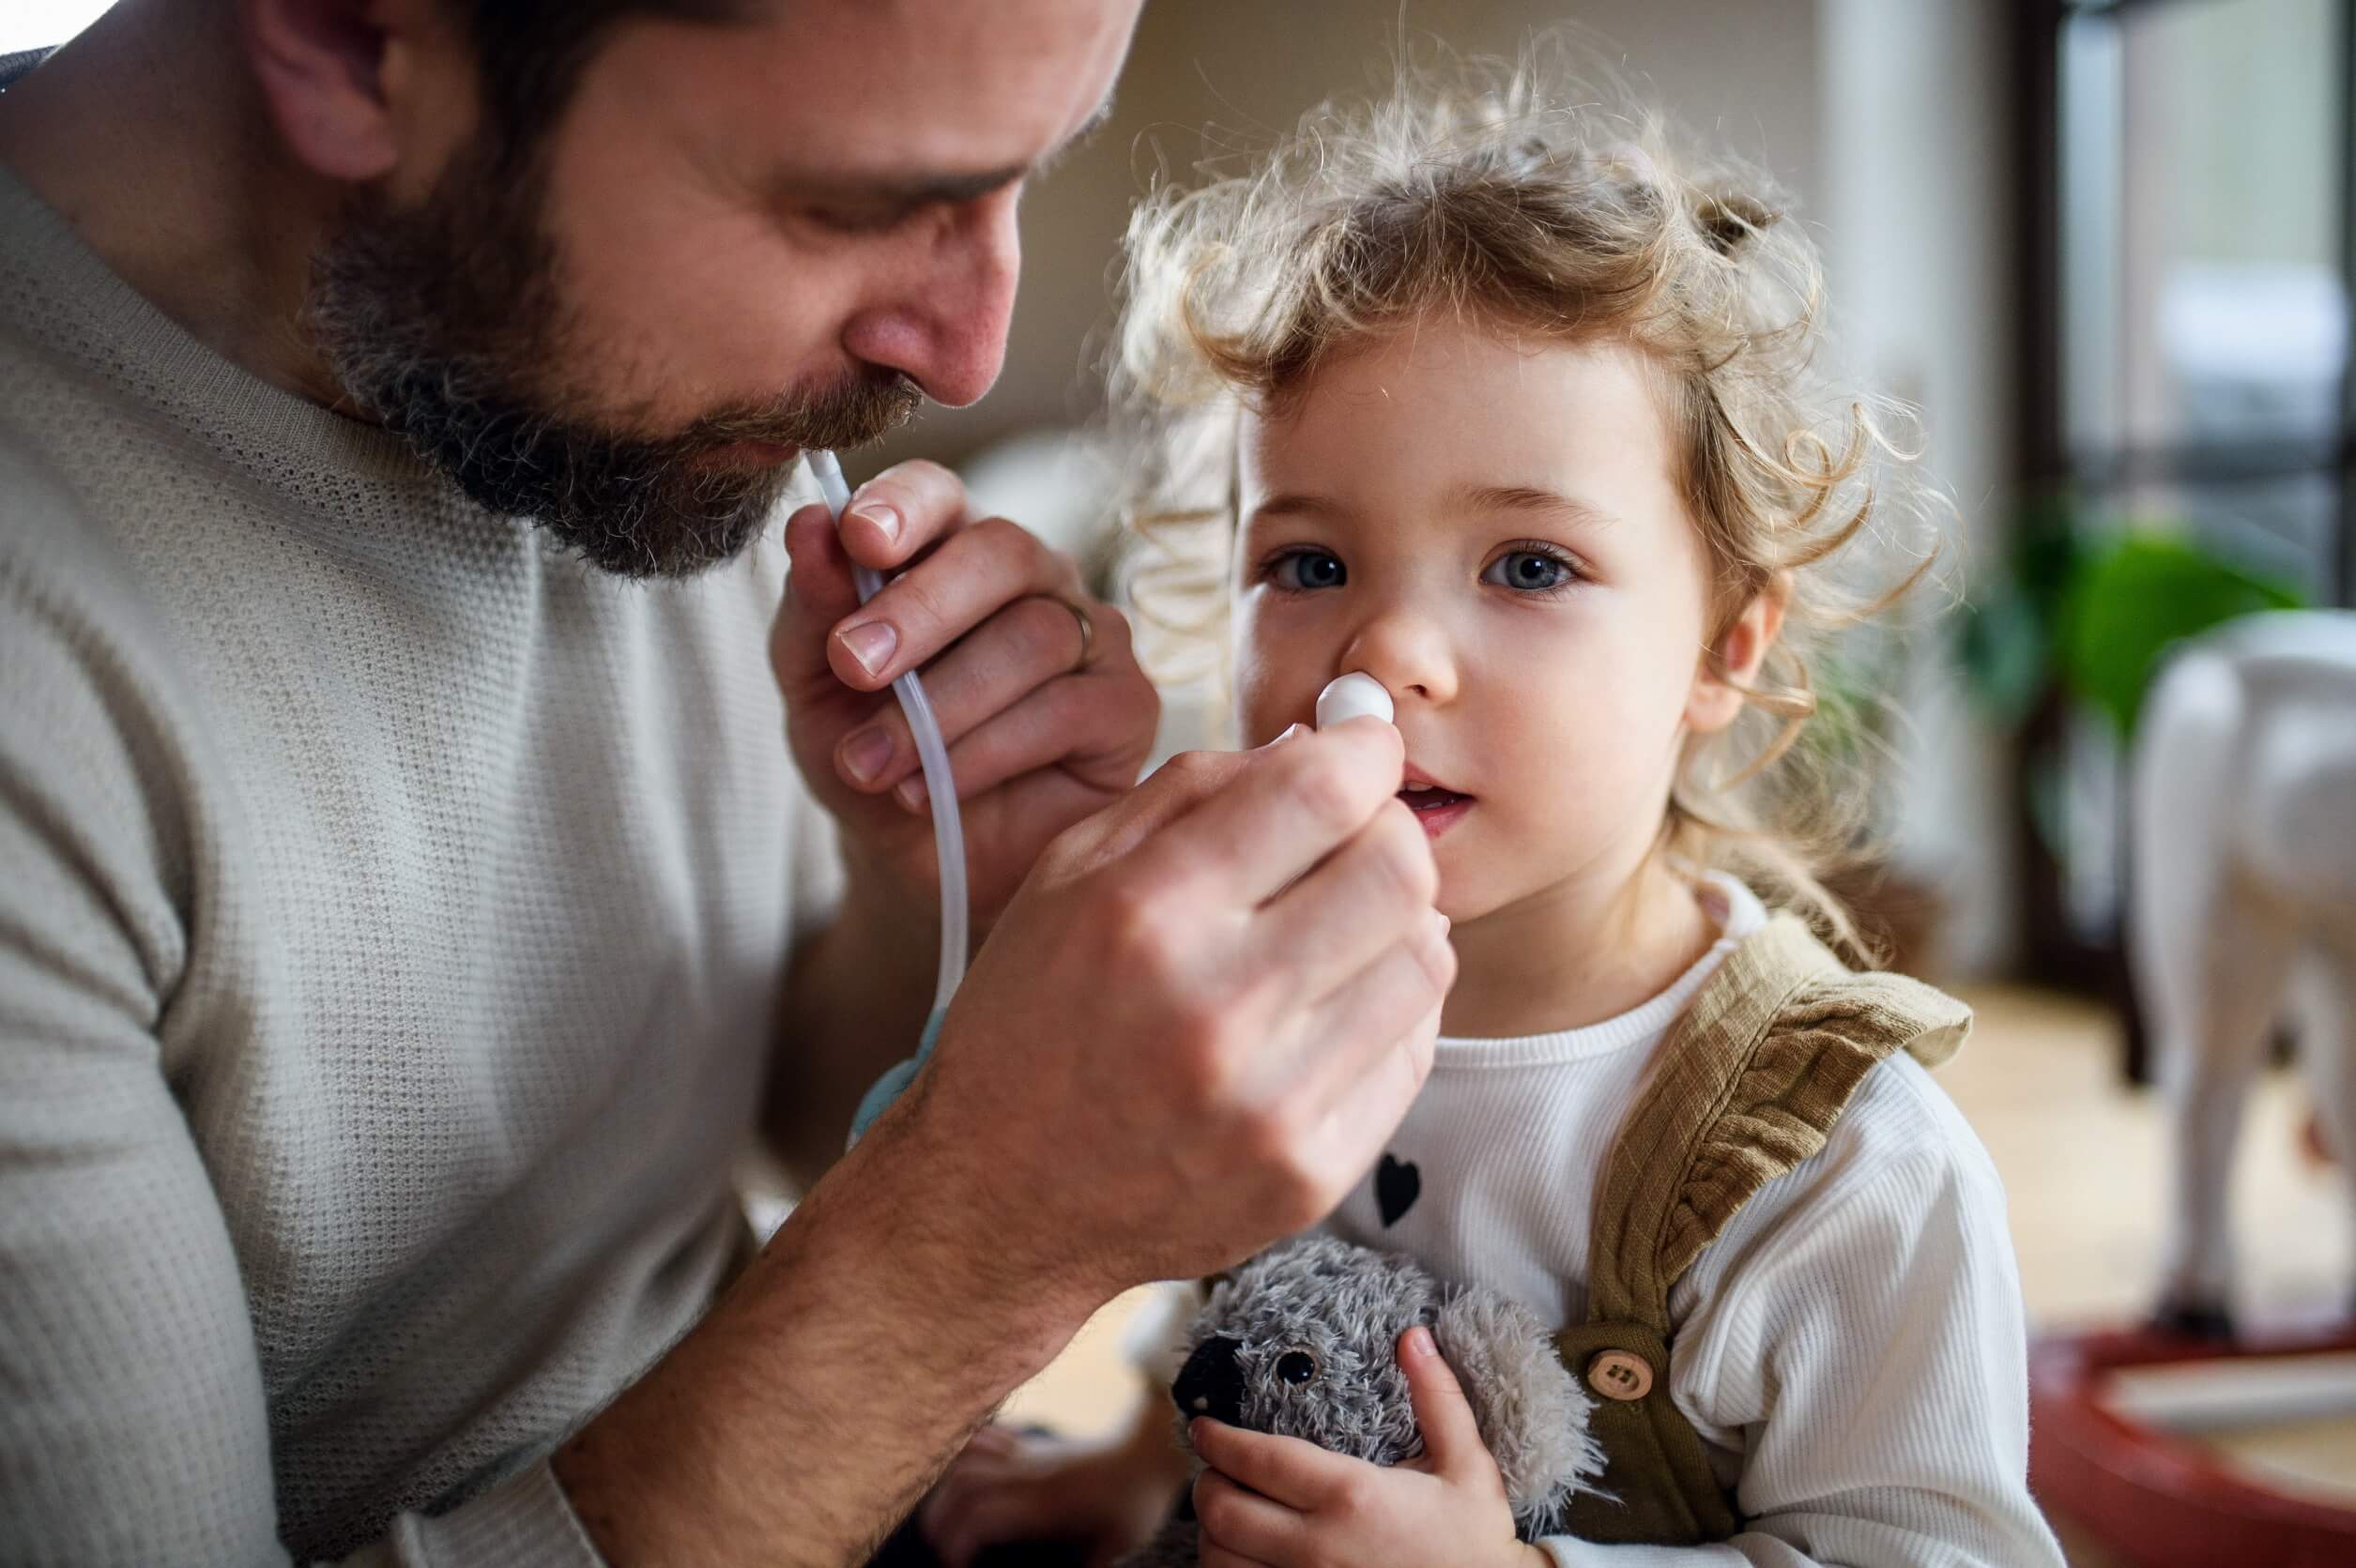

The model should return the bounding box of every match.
[1686,574,1790,735]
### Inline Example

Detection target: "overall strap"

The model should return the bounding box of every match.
[1554,913,1971,1545]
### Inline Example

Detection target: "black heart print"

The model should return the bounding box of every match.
[1376,1153,1421,1226]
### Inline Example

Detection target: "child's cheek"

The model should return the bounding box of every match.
[1231,636,1304,747]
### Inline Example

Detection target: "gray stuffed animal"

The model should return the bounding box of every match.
[1118,1235,1606,1567]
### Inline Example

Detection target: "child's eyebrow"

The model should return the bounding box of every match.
[1458,484,1620,530]
[1246,492,1348,525]
[1246,485,1619,531]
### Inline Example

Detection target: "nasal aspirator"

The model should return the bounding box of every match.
[807,449,969,1149]
[1316,671,1395,729]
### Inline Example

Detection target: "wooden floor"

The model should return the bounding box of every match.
[995,984,2356,1564]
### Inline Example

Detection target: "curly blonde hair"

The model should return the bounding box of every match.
[1109,45,1945,958]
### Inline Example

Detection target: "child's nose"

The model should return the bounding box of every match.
[1343,610,1457,706]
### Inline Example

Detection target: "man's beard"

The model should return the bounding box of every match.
[306,146,922,579]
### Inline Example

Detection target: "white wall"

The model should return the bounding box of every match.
[1817,0,2020,973]
[870,0,1823,472]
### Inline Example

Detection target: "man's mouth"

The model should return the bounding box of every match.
[1399,771,1475,838]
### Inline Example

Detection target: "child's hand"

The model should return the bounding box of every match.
[921,1417,1190,1568]
[1188,1326,1551,1568]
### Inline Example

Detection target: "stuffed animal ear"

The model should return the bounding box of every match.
[1430,1290,1607,1533]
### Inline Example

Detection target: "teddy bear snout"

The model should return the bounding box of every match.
[1172,1335,1247,1426]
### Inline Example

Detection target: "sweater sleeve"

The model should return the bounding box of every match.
[1536,1129,2064,1568]
[0,506,606,1568]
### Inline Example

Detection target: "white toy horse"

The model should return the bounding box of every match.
[2132,609,2356,1335]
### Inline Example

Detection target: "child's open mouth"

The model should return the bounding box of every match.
[1399,775,1475,839]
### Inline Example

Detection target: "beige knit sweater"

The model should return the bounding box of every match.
[0,156,842,1565]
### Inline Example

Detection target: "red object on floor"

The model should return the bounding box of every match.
[2028,1322,2356,1568]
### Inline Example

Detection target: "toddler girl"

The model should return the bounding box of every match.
[923,53,2063,1568]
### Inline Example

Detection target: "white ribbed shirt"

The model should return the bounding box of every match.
[1320,876,2065,1567]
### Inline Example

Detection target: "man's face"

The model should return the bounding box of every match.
[310,0,1140,577]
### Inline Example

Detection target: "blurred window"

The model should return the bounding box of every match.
[2019,0,2351,1011]
[0,4,115,56]
[2059,0,2352,604]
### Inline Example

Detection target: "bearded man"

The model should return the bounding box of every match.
[0,3,1453,1564]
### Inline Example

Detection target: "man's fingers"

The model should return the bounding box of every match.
[1398,1326,1489,1478]
[1135,723,1406,906]
[884,668,1155,812]
[826,516,1079,691]
[1272,904,1451,1134]
[1251,799,1439,999]
[1187,1420,1346,1513]
[1314,909,1455,1043]
[1299,990,1443,1179]
[1044,743,1259,877]
[834,598,1136,799]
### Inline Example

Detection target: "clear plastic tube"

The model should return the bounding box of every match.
[806,450,967,1144]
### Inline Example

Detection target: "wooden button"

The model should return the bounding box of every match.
[1586,1349,1654,1402]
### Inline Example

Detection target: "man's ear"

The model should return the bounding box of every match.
[1686,573,1790,736]
[241,0,439,182]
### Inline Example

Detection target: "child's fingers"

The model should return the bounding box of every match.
[966,1423,1023,1454]
[1193,1467,1308,1567]
[1198,1543,1281,1568]
[1187,1419,1352,1511]
[1398,1325,1492,1480]
[930,1487,1057,1568]
[921,1449,1010,1518]
[918,1459,1028,1558]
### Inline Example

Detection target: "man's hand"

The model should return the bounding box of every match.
[887,714,1453,1305]
[771,458,1160,927]
[1188,1328,1550,1568]
[559,709,1449,1566]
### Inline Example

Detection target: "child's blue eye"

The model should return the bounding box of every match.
[1482,550,1575,593]
[1271,551,1347,591]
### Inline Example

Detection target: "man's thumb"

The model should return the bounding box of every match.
[1401,1326,1487,1476]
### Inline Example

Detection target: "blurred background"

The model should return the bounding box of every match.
[9,0,2348,1559]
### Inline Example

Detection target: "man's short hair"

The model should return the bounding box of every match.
[452,0,754,162]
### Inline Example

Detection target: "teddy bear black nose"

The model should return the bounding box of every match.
[1172,1335,1247,1426]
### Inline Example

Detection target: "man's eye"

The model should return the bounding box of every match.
[1481,549,1576,593]
[808,204,910,236]
[1271,551,1346,591]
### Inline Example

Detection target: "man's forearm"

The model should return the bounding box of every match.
[554,1093,1098,1566]
[769,865,939,1186]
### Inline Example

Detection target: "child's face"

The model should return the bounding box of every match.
[1233,313,1751,924]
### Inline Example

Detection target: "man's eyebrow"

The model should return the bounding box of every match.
[1458,484,1619,528]
[793,90,1119,207]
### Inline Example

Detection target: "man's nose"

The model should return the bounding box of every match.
[840,189,1020,410]
[1171,1335,1247,1428]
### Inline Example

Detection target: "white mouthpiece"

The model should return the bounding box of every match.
[1315,672,1395,730]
